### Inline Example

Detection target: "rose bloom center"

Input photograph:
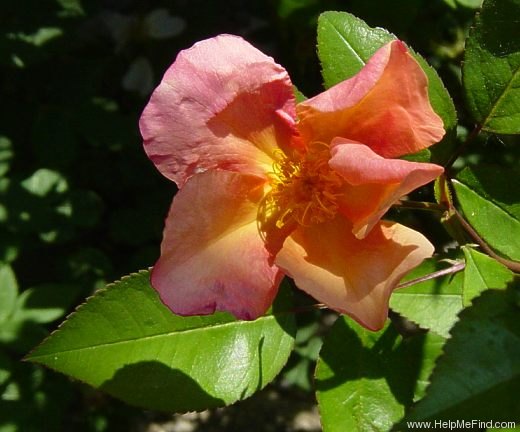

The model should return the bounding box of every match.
[259,142,343,231]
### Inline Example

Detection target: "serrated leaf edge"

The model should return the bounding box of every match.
[399,286,514,425]
[317,11,457,132]
[24,269,296,413]
[454,178,520,223]
[25,269,291,360]
[463,4,520,133]
[23,269,148,360]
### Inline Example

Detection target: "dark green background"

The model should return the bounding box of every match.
[0,1,489,430]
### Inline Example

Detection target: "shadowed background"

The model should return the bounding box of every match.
[0,1,487,430]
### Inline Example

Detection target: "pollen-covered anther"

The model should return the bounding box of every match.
[258,143,343,234]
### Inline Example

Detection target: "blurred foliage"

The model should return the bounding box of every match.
[0,0,509,430]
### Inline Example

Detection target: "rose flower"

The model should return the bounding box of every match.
[140,35,444,330]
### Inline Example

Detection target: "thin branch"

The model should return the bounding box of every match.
[452,206,520,273]
[286,261,467,315]
[396,261,466,289]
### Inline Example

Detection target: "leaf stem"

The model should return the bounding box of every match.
[451,206,520,273]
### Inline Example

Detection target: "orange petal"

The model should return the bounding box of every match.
[275,217,434,330]
[140,34,298,186]
[152,170,283,320]
[297,40,444,158]
[329,139,444,238]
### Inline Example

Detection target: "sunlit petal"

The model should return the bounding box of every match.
[297,40,444,157]
[152,170,283,319]
[275,217,434,330]
[140,34,298,186]
[329,139,444,237]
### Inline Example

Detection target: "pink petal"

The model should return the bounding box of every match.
[296,40,445,158]
[329,139,444,238]
[140,34,298,186]
[275,217,434,331]
[152,170,283,320]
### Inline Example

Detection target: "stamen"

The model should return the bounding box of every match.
[323,190,339,201]
[257,143,343,237]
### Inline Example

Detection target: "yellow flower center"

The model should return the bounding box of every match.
[258,142,343,235]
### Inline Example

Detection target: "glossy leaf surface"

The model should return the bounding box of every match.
[0,264,18,323]
[317,10,457,149]
[26,271,296,412]
[390,258,464,337]
[463,0,520,133]
[316,317,445,431]
[462,247,514,306]
[453,166,520,261]
[405,288,520,422]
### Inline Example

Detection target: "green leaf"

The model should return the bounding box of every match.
[283,358,313,391]
[316,11,457,153]
[317,11,393,88]
[56,0,85,17]
[0,264,18,323]
[462,247,514,306]
[10,28,64,47]
[453,165,520,260]
[405,288,520,422]
[413,334,447,403]
[443,0,458,8]
[316,318,445,431]
[12,283,81,324]
[293,85,307,103]
[463,0,520,133]
[282,320,320,390]
[21,169,68,197]
[390,258,464,337]
[277,0,318,19]
[0,350,12,387]
[0,136,13,177]
[456,0,483,7]
[25,271,296,412]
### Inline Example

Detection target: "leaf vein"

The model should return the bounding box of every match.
[325,17,365,65]
[481,61,520,129]
[28,315,277,360]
